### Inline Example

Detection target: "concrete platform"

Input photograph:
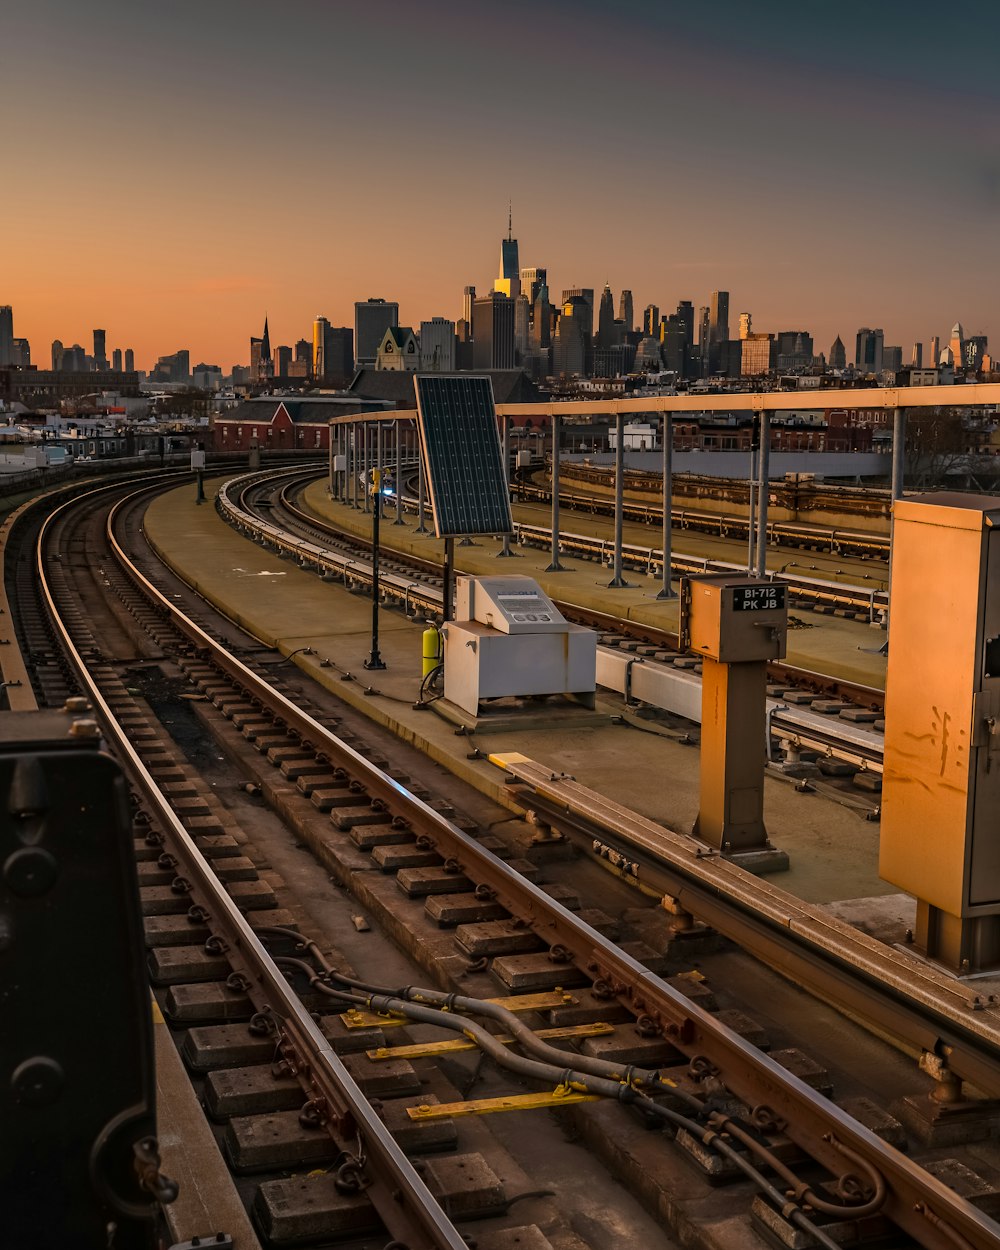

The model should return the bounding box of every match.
[143,477,896,907]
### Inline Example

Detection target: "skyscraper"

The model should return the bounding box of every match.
[112,347,123,371]
[313,317,354,380]
[911,342,923,368]
[520,267,547,306]
[949,323,965,372]
[855,328,884,373]
[494,207,520,300]
[274,345,293,375]
[355,299,398,366]
[531,284,551,350]
[0,306,13,367]
[552,297,589,377]
[709,291,729,345]
[829,335,846,369]
[124,348,135,373]
[313,316,330,378]
[51,339,64,371]
[514,294,530,357]
[472,292,515,369]
[698,306,711,374]
[12,339,30,367]
[93,329,108,370]
[618,290,633,333]
[597,284,616,348]
[642,305,660,337]
[462,286,476,326]
[676,301,695,349]
[739,313,753,340]
[661,314,688,376]
[420,318,456,372]
[929,336,940,367]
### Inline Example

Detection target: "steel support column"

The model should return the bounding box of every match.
[416,443,427,533]
[499,416,512,557]
[657,413,675,599]
[394,419,404,524]
[608,413,629,587]
[362,423,370,513]
[545,412,564,572]
[755,410,771,579]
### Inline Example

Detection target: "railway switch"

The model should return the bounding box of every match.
[881,493,1000,974]
[681,575,789,872]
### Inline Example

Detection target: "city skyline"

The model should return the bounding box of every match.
[7,0,1000,367]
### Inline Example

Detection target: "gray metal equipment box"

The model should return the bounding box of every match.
[680,574,788,664]
[444,575,597,717]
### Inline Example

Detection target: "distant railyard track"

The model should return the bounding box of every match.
[6,470,1000,1250]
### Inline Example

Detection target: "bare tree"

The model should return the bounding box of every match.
[904,407,978,488]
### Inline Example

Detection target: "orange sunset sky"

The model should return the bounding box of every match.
[6,0,1000,371]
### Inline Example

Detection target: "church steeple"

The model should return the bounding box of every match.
[261,315,271,361]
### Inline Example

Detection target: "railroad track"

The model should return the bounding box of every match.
[513,479,891,561]
[540,464,893,559]
[9,474,1000,1249]
[221,469,888,782]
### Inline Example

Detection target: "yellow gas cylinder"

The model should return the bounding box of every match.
[422,622,442,677]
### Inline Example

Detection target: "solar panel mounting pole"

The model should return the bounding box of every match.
[656,412,676,599]
[443,537,454,622]
[545,411,565,571]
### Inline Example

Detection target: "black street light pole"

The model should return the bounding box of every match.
[364,471,387,670]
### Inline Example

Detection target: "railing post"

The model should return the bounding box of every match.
[416,433,428,533]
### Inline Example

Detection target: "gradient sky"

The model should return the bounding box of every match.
[6,0,1000,370]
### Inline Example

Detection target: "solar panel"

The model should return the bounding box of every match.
[413,375,514,538]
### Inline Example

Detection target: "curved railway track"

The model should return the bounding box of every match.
[239,468,887,714]
[7,472,1000,1250]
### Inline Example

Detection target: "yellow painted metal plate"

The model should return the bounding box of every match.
[365,1021,615,1060]
[406,1089,599,1119]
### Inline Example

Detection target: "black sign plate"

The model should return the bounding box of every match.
[732,584,786,612]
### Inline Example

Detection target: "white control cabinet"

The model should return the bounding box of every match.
[443,576,597,717]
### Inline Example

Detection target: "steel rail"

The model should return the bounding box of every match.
[32,482,470,1250]
[227,471,889,739]
[102,483,1000,1247]
[513,480,891,559]
[232,469,888,707]
[494,764,1000,1087]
